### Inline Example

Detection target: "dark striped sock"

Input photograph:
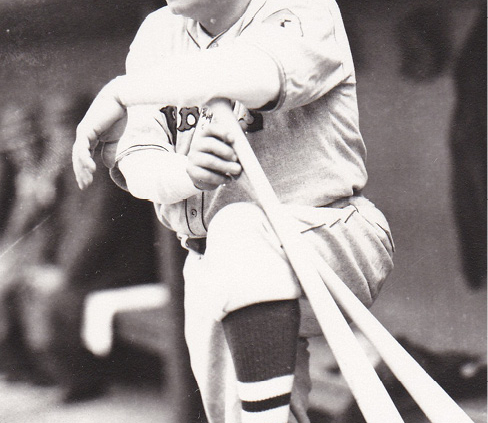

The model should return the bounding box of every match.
[222,300,300,422]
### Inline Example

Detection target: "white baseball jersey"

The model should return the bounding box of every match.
[106,3,395,422]
[111,0,368,238]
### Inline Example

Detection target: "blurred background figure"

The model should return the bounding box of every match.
[396,5,452,83]
[448,4,486,290]
[0,101,53,384]
[396,2,487,290]
[0,93,160,403]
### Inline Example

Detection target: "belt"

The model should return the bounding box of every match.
[180,236,207,255]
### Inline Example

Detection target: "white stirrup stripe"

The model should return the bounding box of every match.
[237,375,294,402]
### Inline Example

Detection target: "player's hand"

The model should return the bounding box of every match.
[187,123,242,191]
[72,77,127,190]
[72,125,98,190]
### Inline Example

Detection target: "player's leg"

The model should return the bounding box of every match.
[204,202,303,423]
[184,253,311,423]
[183,202,308,422]
[183,198,394,422]
[183,252,240,423]
[289,337,312,422]
[296,196,395,311]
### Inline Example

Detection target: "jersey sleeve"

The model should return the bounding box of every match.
[238,0,355,111]
[125,10,167,74]
[111,10,200,203]
[109,10,169,184]
[113,104,202,204]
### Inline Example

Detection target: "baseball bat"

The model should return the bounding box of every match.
[205,99,403,422]
[206,98,474,423]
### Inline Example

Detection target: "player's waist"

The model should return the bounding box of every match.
[179,192,366,256]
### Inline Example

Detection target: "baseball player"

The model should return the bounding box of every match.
[72,0,395,421]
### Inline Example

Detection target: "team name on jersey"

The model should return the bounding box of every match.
[159,106,263,145]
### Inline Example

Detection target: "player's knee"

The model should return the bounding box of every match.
[204,203,301,316]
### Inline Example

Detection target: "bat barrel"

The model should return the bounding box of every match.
[311,255,474,423]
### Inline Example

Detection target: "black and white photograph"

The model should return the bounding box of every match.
[0,0,486,422]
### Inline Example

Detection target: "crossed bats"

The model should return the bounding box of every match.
[206,99,474,423]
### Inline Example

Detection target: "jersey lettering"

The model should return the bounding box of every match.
[161,106,263,145]
[160,106,201,145]
[177,107,200,132]
[159,106,178,145]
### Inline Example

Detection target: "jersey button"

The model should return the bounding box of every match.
[210,42,218,48]
[190,209,198,217]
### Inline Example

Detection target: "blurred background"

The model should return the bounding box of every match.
[0,0,486,422]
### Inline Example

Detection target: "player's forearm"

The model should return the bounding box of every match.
[118,150,201,205]
[117,43,280,110]
[77,81,126,138]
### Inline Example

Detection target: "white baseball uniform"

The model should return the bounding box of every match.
[108,0,395,421]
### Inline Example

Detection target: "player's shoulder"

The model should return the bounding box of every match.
[256,0,338,21]
[140,6,183,33]
[251,0,344,41]
[127,6,182,71]
[130,5,186,54]
[143,6,177,23]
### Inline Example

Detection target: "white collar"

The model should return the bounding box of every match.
[185,0,267,49]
